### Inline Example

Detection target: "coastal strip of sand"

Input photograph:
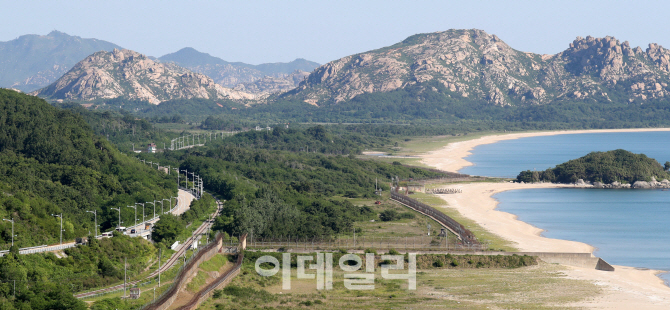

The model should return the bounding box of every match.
[419,128,670,309]
[421,128,670,174]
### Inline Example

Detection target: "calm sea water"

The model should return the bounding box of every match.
[459,131,670,178]
[457,131,670,281]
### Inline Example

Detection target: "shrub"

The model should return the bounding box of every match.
[388,249,400,255]
[433,260,444,267]
[379,210,398,221]
[364,248,377,255]
[450,260,459,267]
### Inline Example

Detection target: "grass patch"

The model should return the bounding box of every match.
[186,270,209,293]
[200,254,228,272]
[197,258,600,310]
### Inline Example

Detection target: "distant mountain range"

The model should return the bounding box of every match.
[33,49,255,104]
[158,47,318,93]
[0,31,121,92]
[0,31,319,97]
[285,29,670,106]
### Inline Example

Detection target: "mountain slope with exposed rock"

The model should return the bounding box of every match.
[285,29,670,106]
[33,49,255,104]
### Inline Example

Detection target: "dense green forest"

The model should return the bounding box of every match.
[0,90,177,248]
[0,89,190,308]
[516,149,670,184]
[53,102,182,152]
[0,233,156,309]
[73,80,670,131]
[204,124,388,155]
[142,126,447,238]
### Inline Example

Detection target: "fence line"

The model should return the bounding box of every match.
[170,131,240,151]
[390,191,479,245]
[140,232,245,310]
[175,250,244,310]
[245,235,487,251]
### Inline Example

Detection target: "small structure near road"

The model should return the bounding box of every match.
[129,287,140,299]
[407,183,425,193]
[147,143,157,153]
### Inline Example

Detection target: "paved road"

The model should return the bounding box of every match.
[123,189,195,236]
[74,198,222,299]
[1,189,196,257]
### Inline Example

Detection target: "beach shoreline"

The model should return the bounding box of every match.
[421,128,670,174]
[419,128,670,308]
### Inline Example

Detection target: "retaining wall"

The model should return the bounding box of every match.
[175,252,244,310]
[141,233,225,310]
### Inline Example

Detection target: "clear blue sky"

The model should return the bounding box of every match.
[2,0,668,65]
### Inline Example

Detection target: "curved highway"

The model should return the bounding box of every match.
[74,198,222,299]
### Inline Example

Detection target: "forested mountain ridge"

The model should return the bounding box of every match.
[0,89,175,248]
[0,30,121,92]
[32,48,256,104]
[159,47,317,94]
[285,29,670,106]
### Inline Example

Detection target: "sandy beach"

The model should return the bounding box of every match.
[422,128,670,174]
[419,128,670,309]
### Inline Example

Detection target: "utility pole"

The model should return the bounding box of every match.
[124,257,127,298]
[158,247,162,287]
[127,205,137,229]
[2,218,14,246]
[86,210,97,237]
[146,201,155,219]
[136,203,145,223]
[181,169,188,189]
[51,213,63,245]
[173,168,179,188]
[188,172,195,195]
[111,207,122,231]
[171,196,178,213]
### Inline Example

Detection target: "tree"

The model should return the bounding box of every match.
[379,210,398,222]
[152,214,183,244]
[665,161,670,171]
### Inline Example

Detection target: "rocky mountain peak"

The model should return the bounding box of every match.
[286,29,670,106]
[33,48,255,104]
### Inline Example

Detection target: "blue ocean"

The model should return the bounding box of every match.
[457,131,670,281]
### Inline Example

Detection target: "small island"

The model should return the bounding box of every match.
[516,149,670,188]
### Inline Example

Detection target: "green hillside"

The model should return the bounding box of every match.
[143,125,447,238]
[517,149,670,184]
[0,89,176,248]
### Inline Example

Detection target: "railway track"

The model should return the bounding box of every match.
[74,199,222,299]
